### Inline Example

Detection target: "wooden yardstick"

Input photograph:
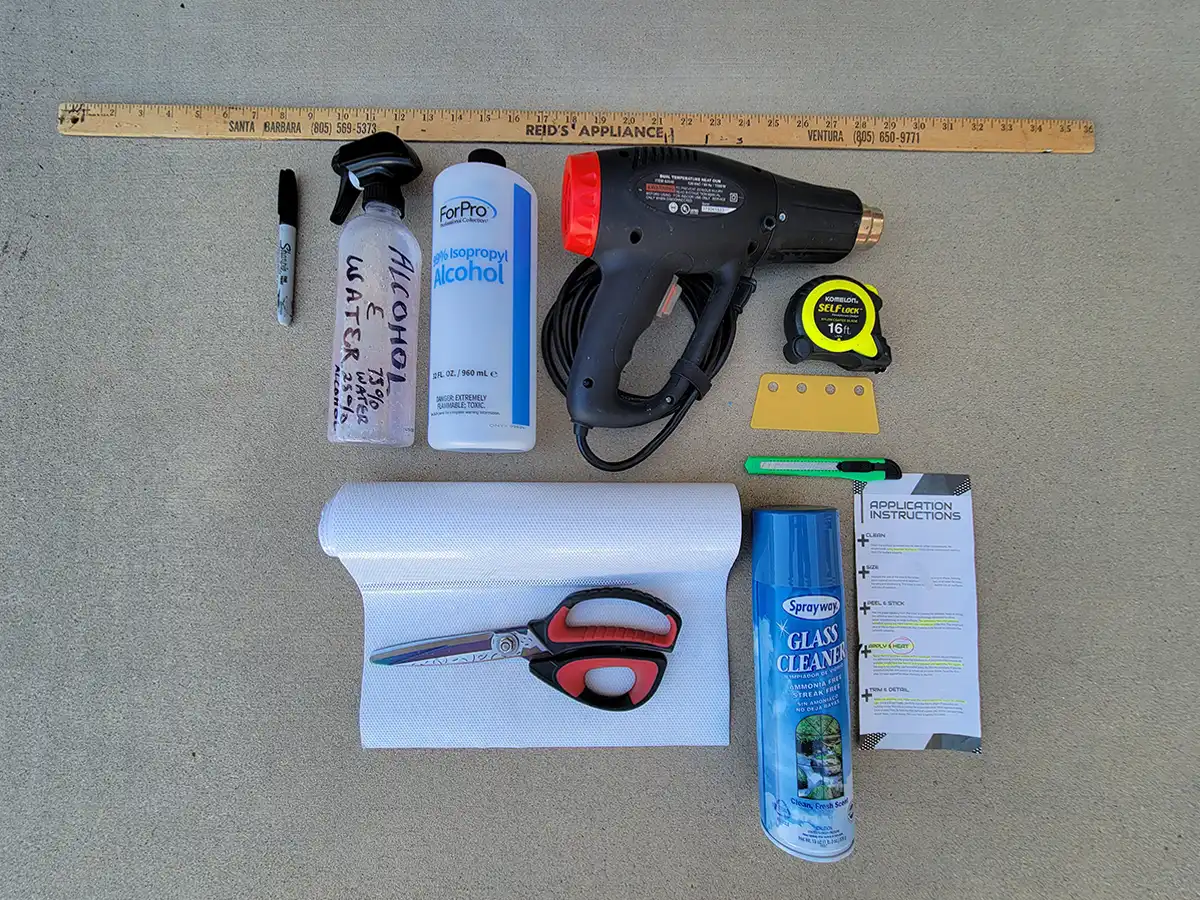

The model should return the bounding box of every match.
[57,103,1095,153]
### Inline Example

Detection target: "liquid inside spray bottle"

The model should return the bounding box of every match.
[326,134,424,445]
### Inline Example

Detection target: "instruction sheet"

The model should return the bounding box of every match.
[853,474,982,752]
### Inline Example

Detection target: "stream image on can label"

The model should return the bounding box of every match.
[796,714,844,799]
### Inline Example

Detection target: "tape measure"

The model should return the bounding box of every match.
[56,103,1095,153]
[784,276,892,373]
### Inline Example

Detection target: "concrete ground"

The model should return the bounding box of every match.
[1,1,1197,898]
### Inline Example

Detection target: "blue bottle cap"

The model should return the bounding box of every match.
[751,507,843,591]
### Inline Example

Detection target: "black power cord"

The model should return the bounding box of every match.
[541,259,747,472]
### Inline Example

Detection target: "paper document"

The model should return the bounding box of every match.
[853,474,982,752]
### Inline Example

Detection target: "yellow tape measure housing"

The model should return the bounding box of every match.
[57,104,1095,153]
[786,277,892,373]
[801,279,879,357]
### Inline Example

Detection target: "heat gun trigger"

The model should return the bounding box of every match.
[665,274,754,401]
[661,274,754,320]
[661,264,755,406]
[656,276,682,318]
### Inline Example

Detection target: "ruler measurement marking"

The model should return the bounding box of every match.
[56,103,1094,153]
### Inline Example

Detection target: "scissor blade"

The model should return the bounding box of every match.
[370,631,497,666]
[369,628,540,667]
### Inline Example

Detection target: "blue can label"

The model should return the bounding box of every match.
[754,587,854,860]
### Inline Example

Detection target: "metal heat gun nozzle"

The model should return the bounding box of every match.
[855,205,885,249]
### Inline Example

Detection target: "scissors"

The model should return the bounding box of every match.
[370,587,682,711]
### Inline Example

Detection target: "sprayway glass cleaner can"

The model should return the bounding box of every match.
[751,507,854,861]
[427,149,537,452]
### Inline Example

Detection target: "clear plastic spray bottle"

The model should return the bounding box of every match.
[326,134,424,445]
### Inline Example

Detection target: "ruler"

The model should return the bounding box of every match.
[57,103,1095,153]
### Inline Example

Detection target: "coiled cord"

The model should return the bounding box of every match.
[541,259,743,472]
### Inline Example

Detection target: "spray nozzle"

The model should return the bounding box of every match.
[330,133,423,224]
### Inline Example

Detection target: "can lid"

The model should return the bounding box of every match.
[751,507,843,589]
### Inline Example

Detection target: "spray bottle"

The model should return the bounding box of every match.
[327,134,423,445]
[751,507,855,861]
[427,149,537,452]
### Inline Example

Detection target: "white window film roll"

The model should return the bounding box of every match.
[319,482,742,748]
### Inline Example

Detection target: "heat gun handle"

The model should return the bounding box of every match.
[566,257,743,429]
[565,257,677,429]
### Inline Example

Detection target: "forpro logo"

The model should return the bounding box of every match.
[439,195,498,226]
[782,595,841,620]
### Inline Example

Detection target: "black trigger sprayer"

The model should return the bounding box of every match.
[329,132,423,224]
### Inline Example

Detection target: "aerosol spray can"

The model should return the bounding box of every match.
[326,134,424,445]
[751,507,854,861]
[427,149,537,452]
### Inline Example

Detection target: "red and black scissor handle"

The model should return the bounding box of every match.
[526,587,681,654]
[528,646,669,712]
[524,587,682,712]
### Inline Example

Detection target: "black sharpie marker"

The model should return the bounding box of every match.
[276,169,298,326]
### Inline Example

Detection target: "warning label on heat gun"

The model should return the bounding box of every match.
[637,172,745,217]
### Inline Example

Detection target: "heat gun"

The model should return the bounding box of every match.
[541,146,883,471]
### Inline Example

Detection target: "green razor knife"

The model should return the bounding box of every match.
[744,456,903,481]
